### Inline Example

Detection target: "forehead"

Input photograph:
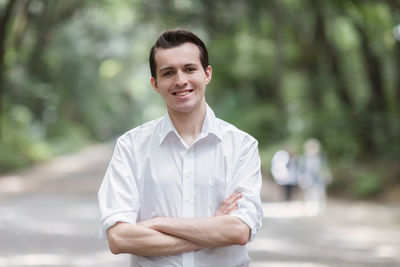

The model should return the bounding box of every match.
[154,42,201,70]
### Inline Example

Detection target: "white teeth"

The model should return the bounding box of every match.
[176,91,190,96]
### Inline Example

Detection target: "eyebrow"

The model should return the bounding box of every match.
[159,63,200,73]
[183,63,199,68]
[159,66,174,73]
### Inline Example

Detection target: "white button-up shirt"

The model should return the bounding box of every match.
[98,104,263,267]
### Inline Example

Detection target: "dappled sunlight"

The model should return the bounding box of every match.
[324,226,400,251]
[0,252,129,266]
[262,201,323,218]
[0,175,25,193]
[0,254,66,266]
[9,219,85,236]
[251,263,328,267]
[0,202,99,236]
[249,237,312,255]
[253,200,400,265]
[64,204,99,220]
[344,204,396,224]
[374,245,399,259]
[248,235,400,264]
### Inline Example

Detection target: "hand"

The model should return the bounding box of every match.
[214,192,242,216]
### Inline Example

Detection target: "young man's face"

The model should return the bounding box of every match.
[151,42,212,115]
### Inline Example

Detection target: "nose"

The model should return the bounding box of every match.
[174,70,187,88]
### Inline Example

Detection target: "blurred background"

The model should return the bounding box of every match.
[1,0,400,200]
[1,0,400,266]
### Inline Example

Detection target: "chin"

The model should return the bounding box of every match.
[168,104,194,113]
[172,102,195,111]
[175,107,195,113]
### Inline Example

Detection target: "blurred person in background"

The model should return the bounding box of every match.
[270,147,298,201]
[98,29,263,267]
[298,138,332,215]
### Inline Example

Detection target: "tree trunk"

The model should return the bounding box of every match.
[389,0,400,108]
[0,0,18,127]
[395,41,400,109]
[352,21,389,153]
[270,0,284,110]
[354,24,386,113]
[311,0,353,110]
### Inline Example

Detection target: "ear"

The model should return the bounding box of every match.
[205,65,212,85]
[150,77,160,93]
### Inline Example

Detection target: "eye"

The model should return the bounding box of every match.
[185,67,196,72]
[162,71,173,77]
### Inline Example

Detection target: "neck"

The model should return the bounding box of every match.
[167,101,207,146]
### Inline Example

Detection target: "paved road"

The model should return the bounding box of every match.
[0,144,399,267]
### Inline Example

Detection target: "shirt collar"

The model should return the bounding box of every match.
[159,110,178,145]
[201,104,223,142]
[159,104,223,145]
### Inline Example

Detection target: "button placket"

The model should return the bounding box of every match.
[182,148,195,218]
[182,147,195,266]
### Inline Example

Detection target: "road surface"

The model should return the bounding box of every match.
[0,144,399,267]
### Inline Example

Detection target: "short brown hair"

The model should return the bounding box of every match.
[149,29,209,78]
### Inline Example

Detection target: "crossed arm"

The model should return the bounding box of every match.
[107,192,250,256]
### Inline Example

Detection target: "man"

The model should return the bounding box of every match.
[271,148,298,201]
[98,29,263,267]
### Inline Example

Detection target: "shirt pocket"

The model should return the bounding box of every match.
[208,176,228,215]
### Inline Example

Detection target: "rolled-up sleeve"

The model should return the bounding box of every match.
[229,137,263,242]
[98,137,140,240]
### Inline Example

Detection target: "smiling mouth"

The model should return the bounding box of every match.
[173,89,193,96]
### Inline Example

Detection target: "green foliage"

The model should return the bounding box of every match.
[0,104,89,172]
[0,0,399,198]
[351,171,383,198]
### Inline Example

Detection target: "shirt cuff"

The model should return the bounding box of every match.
[230,211,257,242]
[230,198,262,242]
[99,211,138,240]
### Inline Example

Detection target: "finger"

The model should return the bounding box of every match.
[222,192,242,207]
[215,192,242,216]
[222,192,240,204]
[222,203,238,215]
[231,204,239,212]
[225,200,239,214]
[228,192,242,201]
[227,192,242,206]
[220,197,236,211]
